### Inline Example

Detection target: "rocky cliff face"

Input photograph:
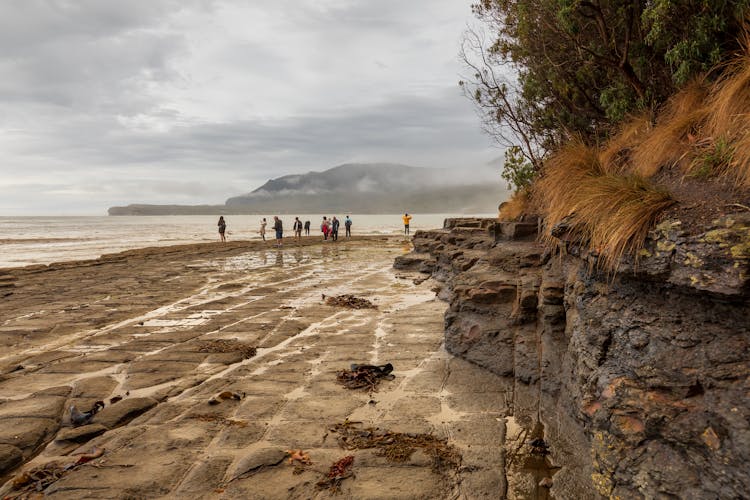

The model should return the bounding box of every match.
[395,214,750,499]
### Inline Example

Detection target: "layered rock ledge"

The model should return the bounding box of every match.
[395,215,750,499]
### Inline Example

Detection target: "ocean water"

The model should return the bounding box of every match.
[0,214,491,268]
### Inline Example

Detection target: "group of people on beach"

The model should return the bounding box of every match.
[319,216,349,241]
[217,213,412,244]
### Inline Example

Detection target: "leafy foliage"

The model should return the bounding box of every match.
[461,0,749,168]
[501,145,535,192]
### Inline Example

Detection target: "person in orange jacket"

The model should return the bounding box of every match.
[402,213,412,235]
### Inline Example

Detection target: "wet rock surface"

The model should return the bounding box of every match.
[405,217,750,499]
[0,237,509,498]
[55,424,108,443]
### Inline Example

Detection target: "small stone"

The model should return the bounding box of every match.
[702,427,721,451]
[628,329,649,350]
[612,415,645,436]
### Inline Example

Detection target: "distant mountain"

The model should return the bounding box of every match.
[232,163,450,199]
[108,163,507,215]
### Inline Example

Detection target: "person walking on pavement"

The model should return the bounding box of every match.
[402,213,412,235]
[344,215,352,237]
[293,217,303,241]
[331,216,340,242]
[273,216,283,247]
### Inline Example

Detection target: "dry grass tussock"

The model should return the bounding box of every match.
[498,191,531,221]
[599,112,652,173]
[607,34,750,186]
[536,139,675,271]
[529,33,750,269]
[535,138,605,233]
[704,32,750,143]
[535,62,750,267]
[630,82,710,178]
[698,36,750,187]
[565,175,674,271]
[732,130,750,187]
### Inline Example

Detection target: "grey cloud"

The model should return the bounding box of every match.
[0,1,216,113]
[0,33,185,110]
[0,0,500,215]
[0,0,212,50]
[16,87,489,169]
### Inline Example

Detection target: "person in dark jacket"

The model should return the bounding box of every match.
[304,220,311,235]
[273,216,283,247]
[218,216,227,242]
[293,217,303,241]
[331,216,340,241]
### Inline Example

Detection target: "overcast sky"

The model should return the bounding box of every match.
[0,0,499,215]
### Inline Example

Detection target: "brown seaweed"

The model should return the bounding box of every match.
[329,421,461,472]
[324,294,377,309]
[336,363,394,391]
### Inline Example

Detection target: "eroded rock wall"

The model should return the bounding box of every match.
[395,215,750,499]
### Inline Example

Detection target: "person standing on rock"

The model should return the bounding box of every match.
[273,216,283,247]
[345,215,352,237]
[304,220,311,236]
[218,216,227,242]
[293,217,303,241]
[402,213,412,235]
[259,218,267,241]
[331,216,340,242]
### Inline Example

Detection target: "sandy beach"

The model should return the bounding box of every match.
[0,236,508,499]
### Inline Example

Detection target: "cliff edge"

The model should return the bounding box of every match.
[395,215,750,498]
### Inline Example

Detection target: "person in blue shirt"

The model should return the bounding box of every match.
[344,216,352,237]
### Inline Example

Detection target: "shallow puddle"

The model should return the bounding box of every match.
[504,417,560,499]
